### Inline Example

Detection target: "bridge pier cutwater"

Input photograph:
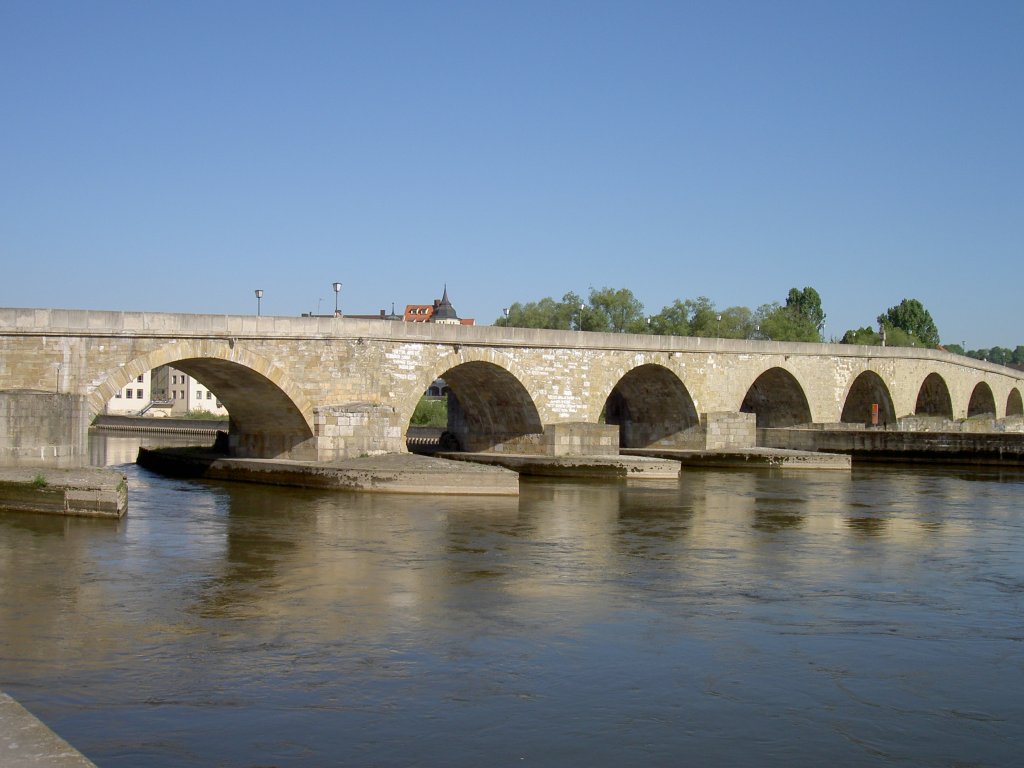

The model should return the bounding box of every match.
[1,308,1022,467]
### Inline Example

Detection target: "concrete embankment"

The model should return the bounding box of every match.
[137,447,519,495]
[0,468,127,517]
[760,428,1024,465]
[92,414,227,435]
[0,691,97,767]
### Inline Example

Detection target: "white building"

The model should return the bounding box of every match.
[105,370,153,414]
[151,365,229,417]
[105,366,228,418]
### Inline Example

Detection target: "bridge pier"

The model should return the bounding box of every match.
[0,391,90,467]
[313,403,404,461]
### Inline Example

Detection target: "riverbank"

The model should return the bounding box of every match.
[0,691,97,767]
[0,468,127,517]
[137,447,520,495]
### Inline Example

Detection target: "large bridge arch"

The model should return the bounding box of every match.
[400,352,542,452]
[1008,388,1023,417]
[90,341,316,459]
[841,370,896,426]
[967,382,996,418]
[915,373,954,418]
[600,363,699,448]
[740,367,813,428]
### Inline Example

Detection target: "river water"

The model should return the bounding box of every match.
[1,435,1023,767]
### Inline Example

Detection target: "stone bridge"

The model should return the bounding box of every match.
[1,308,1022,464]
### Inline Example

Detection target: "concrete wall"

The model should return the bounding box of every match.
[0,391,90,466]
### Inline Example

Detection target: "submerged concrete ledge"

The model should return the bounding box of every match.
[0,468,127,517]
[440,452,681,480]
[623,447,852,470]
[137,447,519,495]
[0,691,97,767]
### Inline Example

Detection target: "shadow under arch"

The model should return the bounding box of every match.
[91,344,316,459]
[1008,388,1023,417]
[602,364,699,448]
[740,367,812,428]
[914,373,953,418]
[414,360,543,452]
[841,370,896,426]
[967,381,996,418]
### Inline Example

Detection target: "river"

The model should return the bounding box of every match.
[1,434,1023,767]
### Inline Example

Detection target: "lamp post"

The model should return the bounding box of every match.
[255,289,263,316]
[502,307,510,326]
[717,314,722,337]
[333,282,343,317]
[578,303,585,332]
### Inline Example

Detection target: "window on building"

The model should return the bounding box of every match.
[172,375,178,384]
[196,390,202,400]
[137,389,143,399]
[206,392,212,399]
[115,392,121,398]
[126,390,133,399]
[137,375,144,383]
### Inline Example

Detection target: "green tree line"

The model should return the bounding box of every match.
[497,286,827,342]
[496,289,1023,364]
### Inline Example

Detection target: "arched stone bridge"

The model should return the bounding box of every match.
[1,308,1022,463]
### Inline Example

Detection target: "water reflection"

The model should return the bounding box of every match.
[2,436,1024,767]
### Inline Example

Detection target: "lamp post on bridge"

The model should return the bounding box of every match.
[255,289,263,316]
[502,307,510,326]
[333,282,343,317]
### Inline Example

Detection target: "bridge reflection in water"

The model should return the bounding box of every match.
[0,433,1021,767]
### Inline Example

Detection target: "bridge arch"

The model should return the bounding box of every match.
[1008,388,1023,417]
[402,354,542,452]
[90,341,316,459]
[967,382,996,418]
[601,363,699,448]
[914,373,953,418]
[740,367,812,428]
[840,371,896,426]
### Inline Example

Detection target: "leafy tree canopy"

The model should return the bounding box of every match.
[785,286,826,333]
[877,298,940,347]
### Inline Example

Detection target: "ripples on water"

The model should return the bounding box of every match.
[1,436,1023,767]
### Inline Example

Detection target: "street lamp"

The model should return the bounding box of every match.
[578,303,585,332]
[333,282,343,317]
[502,307,510,326]
[255,289,263,316]
[717,314,722,337]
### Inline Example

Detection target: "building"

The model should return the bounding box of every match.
[105,370,153,414]
[105,365,228,417]
[151,365,228,417]
[404,286,474,325]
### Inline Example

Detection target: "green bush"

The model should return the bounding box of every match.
[410,397,448,427]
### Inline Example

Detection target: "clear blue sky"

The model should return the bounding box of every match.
[2,1,1021,348]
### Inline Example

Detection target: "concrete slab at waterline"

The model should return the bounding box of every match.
[622,446,852,470]
[137,447,519,495]
[0,691,97,768]
[0,468,127,517]
[440,451,682,479]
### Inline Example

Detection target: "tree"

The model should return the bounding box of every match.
[496,292,583,330]
[648,299,692,336]
[841,326,881,346]
[785,287,826,334]
[587,287,646,333]
[757,302,822,342]
[877,299,940,347]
